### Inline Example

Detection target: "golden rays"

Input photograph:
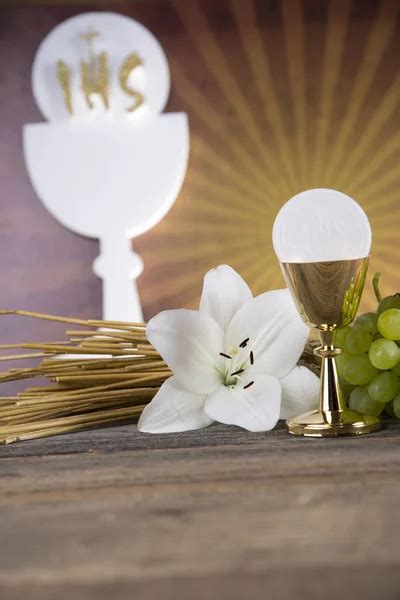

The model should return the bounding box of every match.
[282,0,307,187]
[137,0,400,316]
[174,0,293,195]
[230,0,299,187]
[311,0,350,183]
[323,0,399,184]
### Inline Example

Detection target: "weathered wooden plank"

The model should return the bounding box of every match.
[1,566,400,600]
[0,421,400,599]
[2,418,400,457]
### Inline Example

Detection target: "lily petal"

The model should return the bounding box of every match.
[225,289,309,379]
[147,309,224,394]
[199,265,252,330]
[138,376,212,433]
[204,375,281,432]
[280,366,320,420]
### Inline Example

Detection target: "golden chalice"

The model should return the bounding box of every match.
[273,189,382,437]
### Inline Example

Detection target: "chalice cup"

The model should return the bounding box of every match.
[273,189,382,437]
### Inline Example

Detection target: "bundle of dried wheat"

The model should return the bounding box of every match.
[0,310,319,445]
[0,310,171,444]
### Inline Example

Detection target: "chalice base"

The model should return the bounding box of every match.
[287,408,382,437]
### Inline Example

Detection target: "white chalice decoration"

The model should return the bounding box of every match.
[23,12,189,321]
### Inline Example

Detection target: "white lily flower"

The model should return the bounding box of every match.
[138,265,319,433]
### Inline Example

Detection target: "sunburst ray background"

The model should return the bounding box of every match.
[129,0,400,318]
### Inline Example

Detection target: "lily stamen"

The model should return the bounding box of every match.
[231,368,244,376]
[219,352,232,359]
[243,381,254,389]
[239,337,250,348]
[250,351,254,365]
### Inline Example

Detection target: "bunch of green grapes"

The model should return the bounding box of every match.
[335,274,400,419]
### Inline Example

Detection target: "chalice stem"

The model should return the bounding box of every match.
[318,332,347,416]
[94,236,144,322]
[288,326,381,435]
[102,268,143,323]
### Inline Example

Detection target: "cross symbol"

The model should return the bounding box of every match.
[81,28,100,44]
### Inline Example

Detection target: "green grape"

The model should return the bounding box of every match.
[336,352,350,380]
[393,395,400,418]
[342,354,378,386]
[353,312,378,335]
[349,385,367,405]
[391,361,400,376]
[344,329,372,355]
[377,294,400,316]
[369,338,399,370]
[334,326,351,349]
[368,371,398,403]
[340,382,354,400]
[349,386,384,417]
[385,400,396,418]
[378,309,400,340]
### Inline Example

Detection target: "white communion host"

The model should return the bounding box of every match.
[23,12,190,321]
[272,188,371,263]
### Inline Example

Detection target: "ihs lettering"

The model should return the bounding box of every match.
[56,28,144,115]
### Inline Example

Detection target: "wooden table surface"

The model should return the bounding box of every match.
[1,420,400,600]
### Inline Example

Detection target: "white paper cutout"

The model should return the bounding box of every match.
[272,188,371,263]
[23,12,190,321]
